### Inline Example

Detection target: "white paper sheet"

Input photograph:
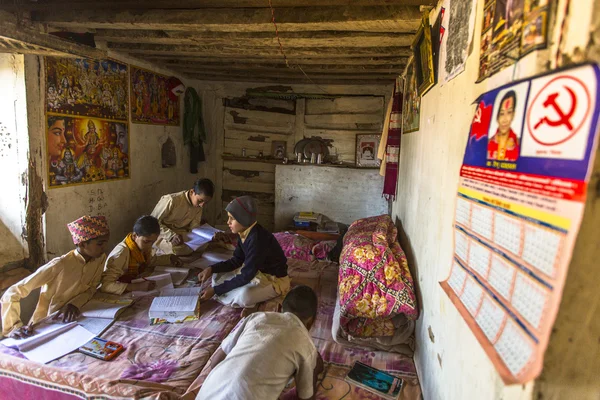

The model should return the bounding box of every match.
[184,224,222,251]
[77,317,113,336]
[2,321,76,352]
[186,249,232,269]
[160,287,201,297]
[153,267,190,285]
[131,273,173,290]
[21,325,95,364]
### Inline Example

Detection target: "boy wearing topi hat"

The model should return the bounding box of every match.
[1,215,110,338]
[198,196,290,317]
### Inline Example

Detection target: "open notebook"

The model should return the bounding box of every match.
[2,321,95,364]
[184,224,222,251]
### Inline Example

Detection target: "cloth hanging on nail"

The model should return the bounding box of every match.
[382,82,403,201]
[183,87,207,173]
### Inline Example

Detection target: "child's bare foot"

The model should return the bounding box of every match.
[240,306,258,318]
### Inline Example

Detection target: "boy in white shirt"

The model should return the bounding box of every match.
[197,285,324,400]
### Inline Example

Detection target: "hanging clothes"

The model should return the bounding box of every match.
[382,81,403,201]
[183,87,207,173]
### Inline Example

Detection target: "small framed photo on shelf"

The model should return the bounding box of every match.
[355,134,381,168]
[271,141,286,159]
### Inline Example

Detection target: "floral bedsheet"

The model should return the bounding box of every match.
[338,215,419,337]
[0,256,421,400]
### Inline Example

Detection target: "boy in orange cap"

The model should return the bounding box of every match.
[1,215,110,338]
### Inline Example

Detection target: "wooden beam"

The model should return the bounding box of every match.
[187,74,395,85]
[32,6,423,33]
[155,61,406,73]
[108,42,412,58]
[0,10,106,59]
[173,68,399,80]
[94,29,415,48]
[6,0,437,10]
[142,55,408,65]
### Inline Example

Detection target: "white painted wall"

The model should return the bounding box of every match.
[24,53,216,258]
[0,54,29,266]
[391,1,594,399]
[274,165,388,231]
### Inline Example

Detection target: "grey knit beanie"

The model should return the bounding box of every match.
[226,196,258,228]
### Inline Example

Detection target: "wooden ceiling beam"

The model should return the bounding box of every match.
[6,0,437,10]
[171,67,399,79]
[32,6,423,33]
[109,43,412,58]
[0,10,106,59]
[141,55,408,65]
[154,61,406,73]
[94,29,415,48]
[186,74,395,85]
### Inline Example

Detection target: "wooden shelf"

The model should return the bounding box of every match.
[221,154,376,170]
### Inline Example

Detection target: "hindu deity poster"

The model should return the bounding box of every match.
[130,65,180,126]
[46,114,130,187]
[478,0,550,81]
[45,57,129,121]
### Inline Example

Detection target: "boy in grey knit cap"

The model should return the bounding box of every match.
[198,196,290,317]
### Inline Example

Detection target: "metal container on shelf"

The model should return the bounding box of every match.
[310,153,317,164]
[297,153,303,163]
[317,153,323,164]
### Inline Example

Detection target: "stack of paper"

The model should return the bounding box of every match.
[149,290,200,325]
[184,224,222,251]
[1,321,95,364]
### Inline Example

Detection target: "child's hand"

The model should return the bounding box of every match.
[170,234,183,246]
[200,286,215,301]
[54,304,80,323]
[197,266,213,284]
[170,255,183,267]
[8,325,34,339]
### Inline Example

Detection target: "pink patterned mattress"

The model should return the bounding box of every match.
[0,259,421,400]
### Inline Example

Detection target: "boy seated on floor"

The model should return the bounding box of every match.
[151,178,216,256]
[198,195,290,317]
[197,285,324,400]
[1,216,110,339]
[100,215,182,295]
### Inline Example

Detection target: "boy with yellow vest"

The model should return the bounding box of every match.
[100,215,182,295]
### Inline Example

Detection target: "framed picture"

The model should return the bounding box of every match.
[355,134,381,168]
[402,58,421,134]
[412,14,435,96]
[271,140,286,159]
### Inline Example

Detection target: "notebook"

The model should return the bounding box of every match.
[345,361,403,399]
[184,224,222,251]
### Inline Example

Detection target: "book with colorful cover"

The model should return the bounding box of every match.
[344,361,403,399]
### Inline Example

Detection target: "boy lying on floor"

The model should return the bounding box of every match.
[1,216,110,338]
[197,285,324,400]
[100,215,182,295]
[197,195,290,317]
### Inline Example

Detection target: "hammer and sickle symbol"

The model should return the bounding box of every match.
[534,86,577,130]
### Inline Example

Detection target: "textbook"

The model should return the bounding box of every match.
[149,291,200,325]
[345,361,403,399]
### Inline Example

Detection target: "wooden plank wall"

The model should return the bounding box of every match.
[220,94,385,230]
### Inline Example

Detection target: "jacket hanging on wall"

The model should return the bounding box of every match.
[183,87,207,173]
[382,82,403,201]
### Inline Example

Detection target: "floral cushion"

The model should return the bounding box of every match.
[338,215,418,338]
[274,232,316,262]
